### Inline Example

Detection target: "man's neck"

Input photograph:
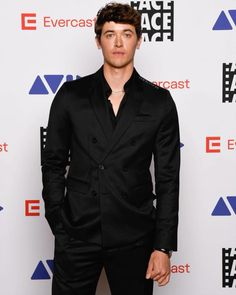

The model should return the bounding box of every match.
[103,63,134,91]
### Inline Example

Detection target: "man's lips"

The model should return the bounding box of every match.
[112,52,125,55]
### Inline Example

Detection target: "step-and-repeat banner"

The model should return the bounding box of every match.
[0,1,235,294]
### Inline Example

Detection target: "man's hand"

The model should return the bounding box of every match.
[145,250,171,286]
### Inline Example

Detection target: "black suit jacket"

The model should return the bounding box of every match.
[42,67,180,250]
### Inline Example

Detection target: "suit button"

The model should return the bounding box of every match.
[98,164,105,170]
[91,190,97,196]
[92,137,97,143]
[123,167,128,172]
[121,192,128,198]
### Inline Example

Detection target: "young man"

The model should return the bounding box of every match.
[42,3,180,295]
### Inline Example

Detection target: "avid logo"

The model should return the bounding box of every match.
[40,127,70,165]
[213,10,236,30]
[29,74,80,95]
[212,196,236,216]
[222,248,236,288]
[130,0,174,42]
[31,260,54,280]
[222,63,236,103]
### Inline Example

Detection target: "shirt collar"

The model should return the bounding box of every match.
[99,66,137,98]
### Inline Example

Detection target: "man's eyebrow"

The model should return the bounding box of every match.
[103,29,135,34]
[103,30,115,34]
[123,29,134,33]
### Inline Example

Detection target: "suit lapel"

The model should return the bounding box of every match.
[89,69,113,142]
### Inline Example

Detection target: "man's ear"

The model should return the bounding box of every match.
[136,36,142,49]
[95,36,101,49]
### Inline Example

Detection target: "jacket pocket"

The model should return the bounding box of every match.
[134,112,156,122]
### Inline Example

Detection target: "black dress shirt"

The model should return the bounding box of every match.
[99,68,136,129]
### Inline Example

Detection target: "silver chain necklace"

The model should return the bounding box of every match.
[111,89,125,94]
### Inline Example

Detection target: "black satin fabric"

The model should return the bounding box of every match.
[42,66,180,250]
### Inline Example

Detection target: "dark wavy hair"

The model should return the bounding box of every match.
[95,2,142,39]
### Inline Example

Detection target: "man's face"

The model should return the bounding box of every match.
[96,22,142,69]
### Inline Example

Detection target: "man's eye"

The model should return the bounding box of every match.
[106,34,113,38]
[125,33,132,38]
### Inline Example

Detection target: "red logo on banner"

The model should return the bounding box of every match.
[21,13,37,30]
[228,139,236,150]
[153,79,190,90]
[206,136,221,153]
[171,263,190,273]
[25,200,40,216]
[0,143,8,152]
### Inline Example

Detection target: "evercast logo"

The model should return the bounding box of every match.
[153,79,190,90]
[171,263,190,273]
[0,142,8,153]
[206,137,221,153]
[21,12,95,31]
[130,0,174,42]
[21,13,37,30]
[222,63,236,103]
[25,200,41,216]
[206,136,236,153]
[222,248,236,288]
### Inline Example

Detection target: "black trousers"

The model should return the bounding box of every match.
[52,230,154,295]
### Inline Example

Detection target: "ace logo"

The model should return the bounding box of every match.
[40,127,47,165]
[130,0,174,42]
[222,63,236,103]
[222,248,236,288]
[40,127,70,165]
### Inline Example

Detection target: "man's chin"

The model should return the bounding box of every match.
[105,60,133,70]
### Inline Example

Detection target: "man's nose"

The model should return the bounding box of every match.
[114,35,123,47]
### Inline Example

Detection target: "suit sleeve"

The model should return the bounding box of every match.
[41,83,70,234]
[153,90,180,251]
